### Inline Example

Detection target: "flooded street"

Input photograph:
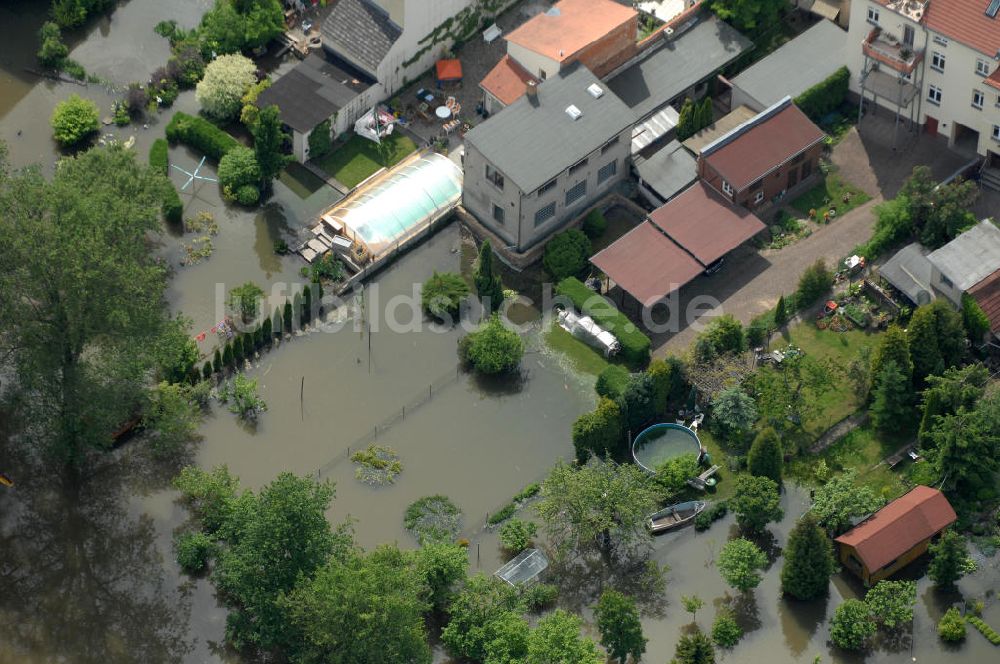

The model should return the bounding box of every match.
[1,1,999,663]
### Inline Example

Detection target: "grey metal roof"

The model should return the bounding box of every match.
[928,220,1000,291]
[606,14,751,120]
[321,0,401,78]
[633,140,697,202]
[731,20,847,109]
[495,548,548,586]
[879,242,934,305]
[257,53,373,133]
[464,64,635,193]
[631,105,679,153]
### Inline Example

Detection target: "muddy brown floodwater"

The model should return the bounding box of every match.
[1,1,999,663]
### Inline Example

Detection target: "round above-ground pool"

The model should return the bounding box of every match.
[632,423,703,473]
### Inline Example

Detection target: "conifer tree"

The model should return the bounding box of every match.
[780,512,835,600]
[273,307,283,340]
[232,334,244,362]
[301,284,312,326]
[747,427,783,484]
[262,316,272,348]
[870,360,911,432]
[213,348,223,374]
[676,98,695,140]
[473,240,504,313]
[202,362,214,380]
[774,295,788,326]
[283,300,293,334]
[222,341,234,368]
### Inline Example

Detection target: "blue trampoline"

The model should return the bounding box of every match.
[632,423,703,473]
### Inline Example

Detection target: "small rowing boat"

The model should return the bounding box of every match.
[647,500,706,533]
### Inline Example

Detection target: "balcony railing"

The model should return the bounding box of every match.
[862,27,923,75]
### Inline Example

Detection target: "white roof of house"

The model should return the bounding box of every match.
[927,220,1000,291]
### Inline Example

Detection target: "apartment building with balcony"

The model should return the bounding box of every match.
[847,0,1000,161]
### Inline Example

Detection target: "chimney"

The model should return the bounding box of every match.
[526,80,539,106]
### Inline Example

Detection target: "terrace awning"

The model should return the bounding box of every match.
[590,221,704,307]
[436,58,463,83]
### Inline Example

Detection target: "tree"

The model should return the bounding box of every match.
[218,146,261,194]
[283,300,293,334]
[773,295,788,326]
[676,97,696,140]
[907,300,965,385]
[220,374,266,421]
[483,611,531,664]
[730,475,783,533]
[238,0,286,50]
[796,259,833,307]
[928,529,970,590]
[718,538,767,593]
[474,240,504,312]
[709,0,787,35]
[460,315,524,374]
[809,470,885,535]
[0,145,173,463]
[199,0,246,54]
[254,105,288,186]
[572,397,622,462]
[617,372,657,432]
[301,284,312,326]
[747,427,783,483]
[900,166,978,249]
[526,610,602,664]
[830,599,876,650]
[703,314,746,355]
[261,315,272,348]
[543,229,591,280]
[870,360,912,433]
[499,518,537,553]
[51,94,100,147]
[37,21,69,68]
[273,307,283,339]
[535,459,658,560]
[213,348,223,374]
[441,574,524,661]
[711,609,742,648]
[870,325,913,390]
[697,97,714,131]
[780,513,834,600]
[961,293,991,343]
[143,382,201,457]
[938,607,966,642]
[925,391,1000,496]
[196,53,257,120]
[282,544,431,664]
[710,386,758,445]
[211,472,344,651]
[682,594,705,622]
[670,627,715,664]
[595,590,646,664]
[421,271,469,323]
[222,341,234,368]
[654,453,701,496]
[647,356,686,413]
[412,541,468,613]
[864,580,916,630]
[228,281,265,322]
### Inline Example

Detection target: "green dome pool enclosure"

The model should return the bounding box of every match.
[631,422,704,474]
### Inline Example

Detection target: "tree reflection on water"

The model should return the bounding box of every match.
[0,435,194,663]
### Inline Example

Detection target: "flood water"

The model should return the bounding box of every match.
[1,2,999,663]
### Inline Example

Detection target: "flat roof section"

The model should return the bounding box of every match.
[682,105,757,156]
[633,139,697,202]
[648,182,766,266]
[878,242,934,306]
[927,220,1000,291]
[590,221,704,306]
[505,0,637,63]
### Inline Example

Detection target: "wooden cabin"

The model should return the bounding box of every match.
[834,485,956,586]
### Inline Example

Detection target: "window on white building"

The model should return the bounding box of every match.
[933,35,949,47]
[927,85,942,105]
[930,51,945,72]
[977,58,991,76]
[485,164,504,190]
[973,90,985,109]
[722,180,733,196]
[993,125,1000,142]
[565,180,587,207]
[597,160,617,184]
[867,5,879,24]
[492,204,505,225]
[535,202,556,226]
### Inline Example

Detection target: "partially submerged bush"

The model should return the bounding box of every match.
[498,518,537,553]
[350,444,403,486]
[459,315,524,375]
[404,495,462,544]
[174,531,215,574]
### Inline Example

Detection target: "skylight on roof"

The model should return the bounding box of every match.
[565,104,582,120]
[587,83,604,98]
[989,0,1000,18]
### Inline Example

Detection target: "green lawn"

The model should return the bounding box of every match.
[314,133,417,189]
[790,168,871,222]
[544,322,611,377]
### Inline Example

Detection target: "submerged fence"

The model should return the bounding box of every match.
[315,366,463,478]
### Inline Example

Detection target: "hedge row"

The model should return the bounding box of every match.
[149,138,169,176]
[165,111,239,161]
[795,66,850,122]
[162,182,183,224]
[967,616,1000,645]
[556,277,651,365]
[486,483,542,526]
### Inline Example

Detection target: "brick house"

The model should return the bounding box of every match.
[698,97,827,211]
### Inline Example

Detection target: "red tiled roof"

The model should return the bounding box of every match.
[969,267,1000,335]
[590,221,704,306]
[701,101,826,192]
[480,55,539,106]
[924,0,1000,57]
[505,0,636,63]
[648,182,766,266]
[834,486,957,572]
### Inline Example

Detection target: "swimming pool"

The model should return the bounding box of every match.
[632,423,702,473]
[321,152,463,256]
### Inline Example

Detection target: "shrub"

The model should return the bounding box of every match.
[404,495,462,544]
[460,315,524,375]
[195,53,257,120]
[962,293,991,343]
[712,608,742,648]
[37,21,69,68]
[654,453,700,496]
[572,397,622,461]
[162,182,183,224]
[617,372,656,431]
[582,208,608,239]
[694,501,727,531]
[747,427,783,483]
[165,112,240,161]
[219,146,261,190]
[710,386,757,447]
[50,94,99,147]
[595,365,630,399]
[967,616,1000,645]
[235,184,260,206]
[938,608,966,643]
[522,582,559,612]
[796,259,833,308]
[795,66,850,121]
[487,503,516,526]
[174,531,215,574]
[149,138,169,176]
[308,118,332,158]
[513,483,541,502]
[499,518,537,553]
[831,599,876,650]
[422,271,469,322]
[556,277,651,365]
[543,229,591,280]
[703,314,746,355]
[169,41,205,88]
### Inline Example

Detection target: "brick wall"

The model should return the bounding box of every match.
[698,142,825,210]
[576,20,639,78]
